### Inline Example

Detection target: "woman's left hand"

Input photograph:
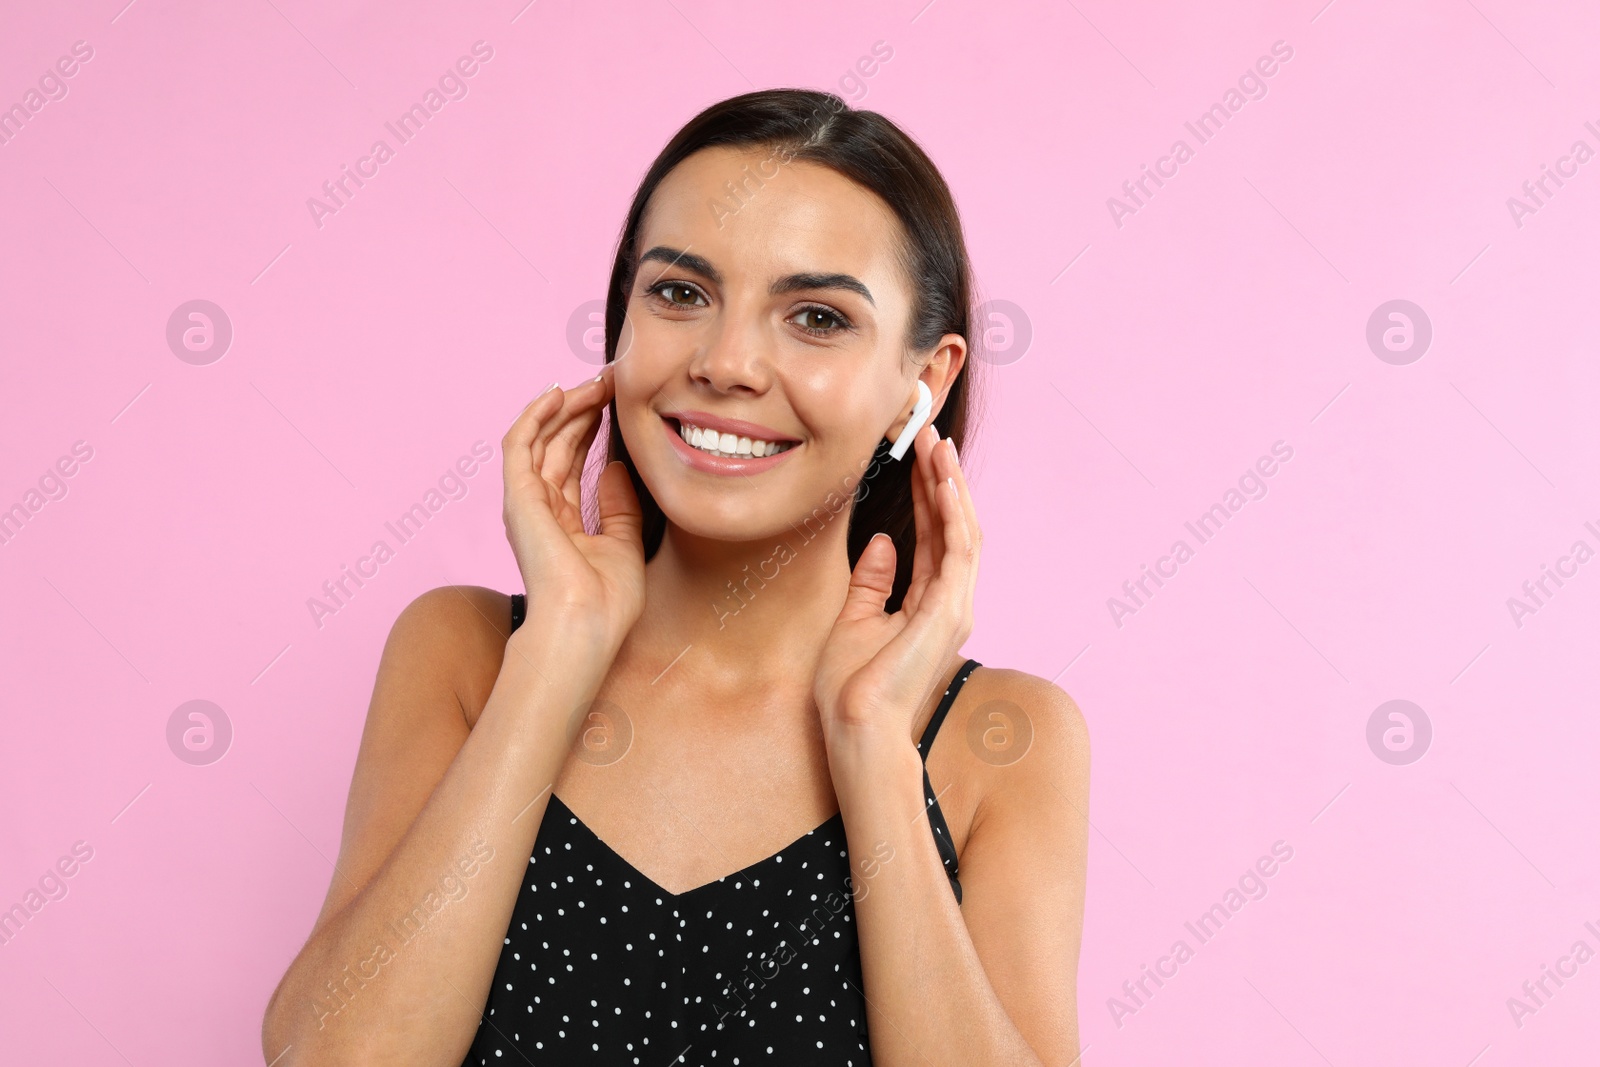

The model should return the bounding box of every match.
[813,421,981,762]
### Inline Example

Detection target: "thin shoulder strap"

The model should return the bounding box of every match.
[510,592,526,634]
[918,658,981,760]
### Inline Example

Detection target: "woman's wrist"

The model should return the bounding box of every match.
[508,599,625,662]
[500,612,621,704]
[826,726,925,808]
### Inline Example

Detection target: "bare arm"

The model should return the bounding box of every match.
[262,366,645,1066]
[834,675,1089,1066]
[260,587,616,1066]
[815,418,1088,1064]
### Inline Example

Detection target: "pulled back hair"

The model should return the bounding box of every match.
[596,88,983,613]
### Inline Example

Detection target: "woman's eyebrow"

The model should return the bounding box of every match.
[771,272,874,307]
[637,246,875,307]
[639,245,718,283]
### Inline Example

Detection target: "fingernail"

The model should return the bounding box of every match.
[538,380,559,396]
[947,438,958,462]
[947,475,957,494]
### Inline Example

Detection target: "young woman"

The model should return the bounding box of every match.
[262,89,1089,1066]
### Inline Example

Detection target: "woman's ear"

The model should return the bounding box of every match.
[882,333,968,445]
[883,380,928,449]
[887,381,933,460]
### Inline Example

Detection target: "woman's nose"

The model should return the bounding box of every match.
[687,305,773,393]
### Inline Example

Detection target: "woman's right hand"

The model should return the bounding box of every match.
[502,363,645,650]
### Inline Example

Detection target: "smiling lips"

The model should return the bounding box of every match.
[678,421,794,458]
[660,410,800,474]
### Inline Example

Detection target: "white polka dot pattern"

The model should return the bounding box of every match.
[464,599,977,1066]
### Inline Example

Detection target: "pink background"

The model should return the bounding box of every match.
[2,0,1597,1063]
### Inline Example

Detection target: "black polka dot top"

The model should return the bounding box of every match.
[459,593,980,1065]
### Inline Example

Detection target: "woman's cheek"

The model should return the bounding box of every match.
[614,312,639,363]
[798,388,891,458]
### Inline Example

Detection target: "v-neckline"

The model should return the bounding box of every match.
[546,792,846,900]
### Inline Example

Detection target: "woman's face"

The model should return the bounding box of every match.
[612,144,952,544]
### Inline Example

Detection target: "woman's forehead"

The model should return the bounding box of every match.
[637,145,905,289]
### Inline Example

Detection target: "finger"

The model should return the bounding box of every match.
[505,382,563,455]
[902,457,936,617]
[893,479,974,660]
[529,367,612,478]
[837,532,898,622]
[901,421,947,619]
[595,460,643,549]
[939,437,982,604]
[931,461,978,620]
[545,372,612,495]
[501,387,580,567]
[560,404,606,520]
[503,384,566,497]
[912,420,945,569]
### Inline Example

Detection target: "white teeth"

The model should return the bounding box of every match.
[676,421,793,459]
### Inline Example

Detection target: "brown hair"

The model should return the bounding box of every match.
[595,88,982,612]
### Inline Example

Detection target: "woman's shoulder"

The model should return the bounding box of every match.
[952,662,1090,790]
[386,585,517,728]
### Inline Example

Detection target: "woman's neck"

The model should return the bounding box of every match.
[617,515,858,692]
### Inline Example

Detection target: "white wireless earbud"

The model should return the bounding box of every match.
[888,380,934,461]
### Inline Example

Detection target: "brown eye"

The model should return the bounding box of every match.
[791,306,845,333]
[654,283,704,307]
